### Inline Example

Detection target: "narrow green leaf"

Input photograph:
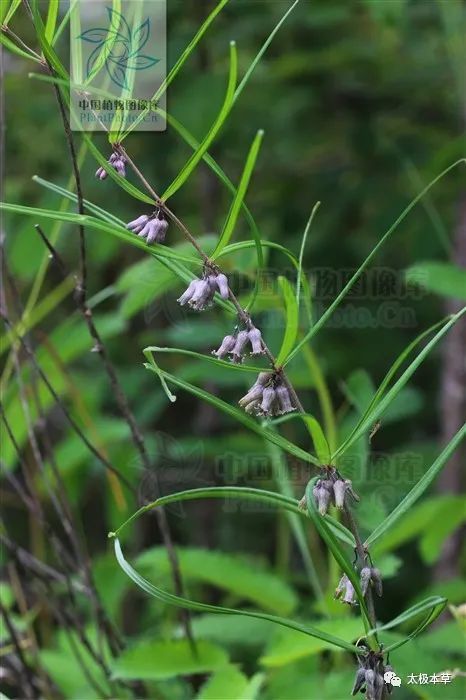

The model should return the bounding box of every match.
[33,175,125,228]
[31,0,68,78]
[300,415,331,464]
[2,0,22,25]
[121,0,231,139]
[113,538,361,653]
[365,424,466,548]
[296,202,320,314]
[284,159,466,366]
[144,346,263,374]
[233,0,300,104]
[335,309,465,460]
[0,31,41,62]
[380,596,447,652]
[276,276,299,366]
[332,317,449,460]
[45,0,59,42]
[212,130,264,258]
[162,41,238,201]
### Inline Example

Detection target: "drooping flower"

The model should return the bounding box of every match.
[228,326,265,363]
[214,273,229,300]
[230,330,250,364]
[212,334,237,359]
[312,478,333,515]
[335,574,357,605]
[259,385,277,416]
[96,151,126,180]
[275,384,295,414]
[247,327,264,356]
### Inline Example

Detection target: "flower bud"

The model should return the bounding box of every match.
[215,273,229,300]
[364,670,377,700]
[371,568,383,597]
[127,215,149,233]
[259,386,276,416]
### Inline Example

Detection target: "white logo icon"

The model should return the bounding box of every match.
[384,671,402,687]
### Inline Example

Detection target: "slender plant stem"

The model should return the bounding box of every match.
[119,144,380,634]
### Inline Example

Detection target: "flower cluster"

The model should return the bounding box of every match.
[335,565,383,607]
[96,151,126,180]
[352,651,396,699]
[212,327,264,362]
[127,213,169,245]
[313,474,359,515]
[239,373,295,417]
[177,272,229,311]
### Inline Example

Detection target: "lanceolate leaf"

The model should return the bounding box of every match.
[276,276,299,366]
[375,597,448,652]
[212,129,264,259]
[333,308,465,460]
[162,41,238,201]
[365,424,466,548]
